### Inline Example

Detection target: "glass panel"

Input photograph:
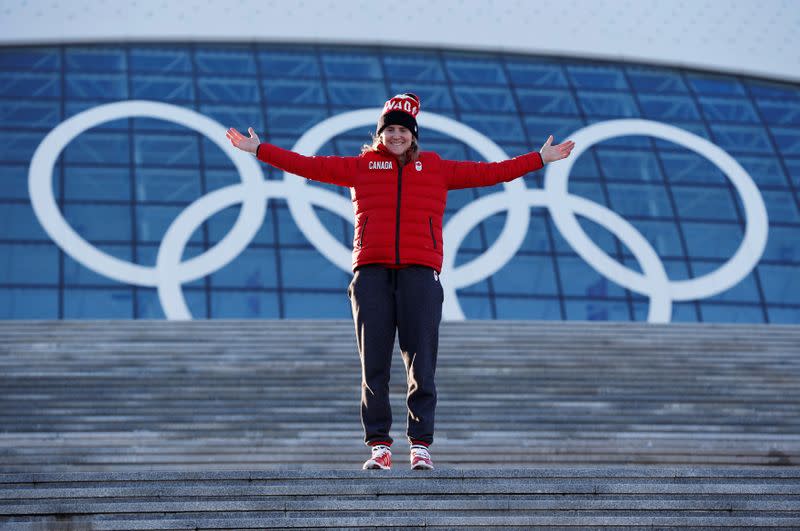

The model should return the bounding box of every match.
[619,220,686,259]
[321,51,382,80]
[63,202,132,242]
[754,99,800,126]
[783,158,800,188]
[660,151,728,185]
[681,221,743,260]
[65,48,126,72]
[263,78,326,105]
[383,53,445,82]
[0,288,58,318]
[65,74,127,99]
[131,75,194,101]
[0,72,60,97]
[761,225,800,262]
[258,49,319,78]
[761,190,800,223]
[698,97,759,123]
[736,156,789,188]
[0,101,60,128]
[444,56,507,85]
[577,91,639,118]
[0,48,60,71]
[746,79,799,99]
[0,164,33,200]
[455,294,494,319]
[64,288,134,319]
[566,64,628,90]
[136,204,203,243]
[515,88,578,115]
[710,124,773,154]
[771,126,800,156]
[129,47,192,74]
[638,94,700,121]
[596,149,663,182]
[209,247,278,288]
[550,215,622,258]
[766,306,800,324]
[137,288,207,319]
[671,185,739,221]
[626,67,688,93]
[135,167,201,203]
[387,82,452,110]
[284,291,350,318]
[699,303,765,323]
[64,243,132,286]
[210,289,280,318]
[758,264,800,304]
[206,205,275,245]
[505,62,567,87]
[564,299,632,321]
[195,48,255,75]
[606,182,675,217]
[280,248,350,289]
[478,212,552,253]
[63,165,131,201]
[0,243,59,284]
[694,260,761,303]
[556,255,627,298]
[64,133,130,165]
[198,78,259,103]
[200,105,264,135]
[134,133,199,167]
[453,86,516,112]
[494,296,562,320]
[491,254,559,296]
[267,107,330,136]
[460,113,524,143]
[327,80,386,107]
[524,116,585,146]
[0,202,51,240]
[686,74,745,96]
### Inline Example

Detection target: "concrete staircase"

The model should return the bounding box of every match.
[0,320,798,527]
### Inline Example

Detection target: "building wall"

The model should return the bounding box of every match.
[1,43,799,322]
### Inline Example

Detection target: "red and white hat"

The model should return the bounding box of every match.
[376,93,420,139]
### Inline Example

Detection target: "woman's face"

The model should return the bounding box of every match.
[381,125,413,156]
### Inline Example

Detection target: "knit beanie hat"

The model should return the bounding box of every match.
[376,93,420,139]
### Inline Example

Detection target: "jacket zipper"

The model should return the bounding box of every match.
[429,217,437,249]
[358,216,368,248]
[395,165,403,264]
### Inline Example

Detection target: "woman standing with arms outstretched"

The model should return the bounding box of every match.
[227,93,574,470]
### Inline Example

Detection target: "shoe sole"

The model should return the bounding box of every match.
[363,461,391,470]
[411,462,434,470]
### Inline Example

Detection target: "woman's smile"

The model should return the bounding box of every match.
[381,125,412,157]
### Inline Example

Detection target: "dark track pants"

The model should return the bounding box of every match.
[347,264,444,447]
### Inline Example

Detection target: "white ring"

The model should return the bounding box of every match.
[544,119,768,302]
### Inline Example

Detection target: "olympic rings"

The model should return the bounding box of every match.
[27,101,768,322]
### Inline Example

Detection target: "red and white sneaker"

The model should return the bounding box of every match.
[362,444,392,470]
[410,444,434,470]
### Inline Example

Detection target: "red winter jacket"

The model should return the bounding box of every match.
[256,143,544,273]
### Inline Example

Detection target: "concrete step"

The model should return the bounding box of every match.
[1,320,799,471]
[0,468,798,529]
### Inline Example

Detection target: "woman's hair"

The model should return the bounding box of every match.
[361,132,420,163]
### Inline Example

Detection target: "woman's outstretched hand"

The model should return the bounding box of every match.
[539,135,575,163]
[226,127,261,154]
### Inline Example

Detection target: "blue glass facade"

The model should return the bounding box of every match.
[0,43,798,322]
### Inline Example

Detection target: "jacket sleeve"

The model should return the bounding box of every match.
[441,151,544,190]
[256,143,357,187]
